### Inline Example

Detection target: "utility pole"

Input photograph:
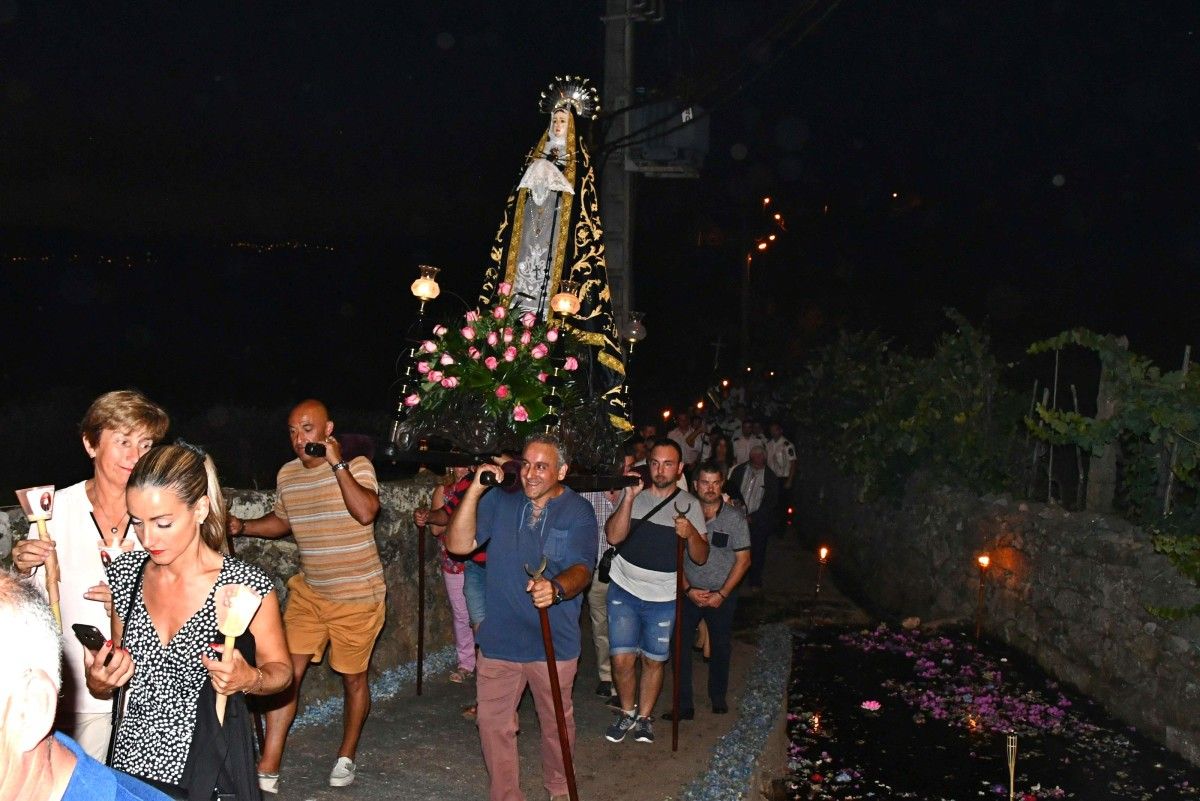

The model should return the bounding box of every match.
[602,1,663,328]
[602,0,634,328]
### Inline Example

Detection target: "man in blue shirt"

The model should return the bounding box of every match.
[0,570,170,801]
[446,434,596,801]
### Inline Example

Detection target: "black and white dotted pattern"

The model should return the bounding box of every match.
[107,550,272,785]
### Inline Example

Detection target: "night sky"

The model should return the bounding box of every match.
[2,1,1198,429]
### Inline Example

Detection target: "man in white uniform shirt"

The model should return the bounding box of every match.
[765,421,797,490]
[732,419,766,466]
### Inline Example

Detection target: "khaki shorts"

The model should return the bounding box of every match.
[283,574,386,675]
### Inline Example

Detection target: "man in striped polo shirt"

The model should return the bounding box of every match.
[230,399,384,792]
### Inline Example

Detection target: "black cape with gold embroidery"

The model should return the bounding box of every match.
[478,112,631,436]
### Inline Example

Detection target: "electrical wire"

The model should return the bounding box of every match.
[597,0,843,159]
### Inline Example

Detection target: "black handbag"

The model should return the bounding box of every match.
[597,488,681,582]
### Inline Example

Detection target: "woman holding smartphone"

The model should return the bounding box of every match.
[10,390,169,761]
[84,443,291,797]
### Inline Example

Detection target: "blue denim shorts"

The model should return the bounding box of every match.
[606,581,674,662]
[463,560,486,626]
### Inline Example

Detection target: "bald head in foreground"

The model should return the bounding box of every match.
[0,570,171,800]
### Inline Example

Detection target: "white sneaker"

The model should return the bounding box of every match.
[329,756,356,787]
[257,772,279,794]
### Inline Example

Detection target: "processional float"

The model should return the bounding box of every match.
[384,77,653,801]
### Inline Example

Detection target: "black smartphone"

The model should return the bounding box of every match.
[304,442,327,457]
[72,623,115,666]
[72,623,107,652]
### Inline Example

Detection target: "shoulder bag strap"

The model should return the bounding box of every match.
[106,556,150,767]
[615,487,682,554]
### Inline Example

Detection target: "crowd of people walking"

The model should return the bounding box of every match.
[3,388,797,801]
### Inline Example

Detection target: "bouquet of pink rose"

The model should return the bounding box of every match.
[401,282,583,436]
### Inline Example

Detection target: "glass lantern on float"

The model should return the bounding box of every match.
[385,265,444,456]
[411,265,441,316]
[622,311,647,357]
[550,280,582,318]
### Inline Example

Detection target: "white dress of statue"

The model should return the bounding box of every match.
[511,109,574,316]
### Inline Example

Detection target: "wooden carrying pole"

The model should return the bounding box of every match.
[417,524,426,696]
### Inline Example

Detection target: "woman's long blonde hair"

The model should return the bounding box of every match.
[128,442,226,551]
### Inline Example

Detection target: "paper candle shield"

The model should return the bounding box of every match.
[214,583,263,725]
[16,485,56,521]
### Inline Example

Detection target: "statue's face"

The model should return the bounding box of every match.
[551,110,569,139]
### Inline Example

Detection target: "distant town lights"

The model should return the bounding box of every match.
[756,242,768,251]
[662,409,671,421]
[695,400,704,410]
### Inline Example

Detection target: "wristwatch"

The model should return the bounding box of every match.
[549,578,566,605]
[332,461,350,472]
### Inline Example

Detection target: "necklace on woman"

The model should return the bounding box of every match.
[88,481,128,542]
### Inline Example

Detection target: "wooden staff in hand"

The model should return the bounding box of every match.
[525,556,579,801]
[672,500,692,752]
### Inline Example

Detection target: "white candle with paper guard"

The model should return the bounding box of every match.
[214,583,263,724]
[15,485,61,629]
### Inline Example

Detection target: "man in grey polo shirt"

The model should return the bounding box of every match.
[669,461,751,718]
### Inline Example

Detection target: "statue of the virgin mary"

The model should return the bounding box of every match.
[479,76,631,435]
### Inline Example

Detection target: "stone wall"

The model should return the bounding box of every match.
[797,452,1200,765]
[2,476,454,711]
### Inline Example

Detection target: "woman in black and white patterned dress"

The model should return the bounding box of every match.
[85,443,291,792]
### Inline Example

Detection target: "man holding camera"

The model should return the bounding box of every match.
[230,399,384,792]
[446,434,596,801]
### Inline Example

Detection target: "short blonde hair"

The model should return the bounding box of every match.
[79,390,170,448]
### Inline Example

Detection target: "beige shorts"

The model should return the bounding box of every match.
[283,574,385,675]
